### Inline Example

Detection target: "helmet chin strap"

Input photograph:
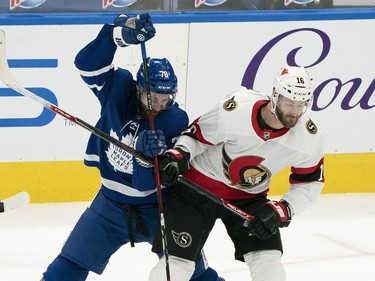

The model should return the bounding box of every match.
[270,89,281,121]
[270,100,279,120]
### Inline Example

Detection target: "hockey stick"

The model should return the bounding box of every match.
[0,192,30,213]
[140,42,171,281]
[177,177,254,221]
[0,30,150,165]
[0,30,253,225]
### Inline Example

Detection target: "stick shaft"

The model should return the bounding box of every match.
[178,177,254,221]
[14,81,151,164]
[141,42,171,281]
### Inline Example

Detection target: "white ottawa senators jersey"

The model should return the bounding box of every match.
[177,87,324,204]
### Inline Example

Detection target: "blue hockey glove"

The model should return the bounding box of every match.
[244,200,292,240]
[113,13,156,47]
[158,147,190,186]
[136,130,167,158]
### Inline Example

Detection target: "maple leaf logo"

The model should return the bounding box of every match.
[106,129,135,174]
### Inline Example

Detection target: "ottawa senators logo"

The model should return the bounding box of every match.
[171,230,192,248]
[223,96,237,111]
[306,118,318,134]
[222,145,271,190]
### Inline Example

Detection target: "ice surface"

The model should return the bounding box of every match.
[1,193,375,281]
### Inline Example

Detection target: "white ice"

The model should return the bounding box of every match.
[1,193,375,281]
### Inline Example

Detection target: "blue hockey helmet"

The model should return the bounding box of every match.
[137,58,178,95]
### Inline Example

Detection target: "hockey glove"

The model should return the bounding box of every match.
[244,200,292,240]
[158,147,190,186]
[136,130,167,158]
[113,13,156,47]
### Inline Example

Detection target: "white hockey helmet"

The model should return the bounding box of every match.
[273,65,312,102]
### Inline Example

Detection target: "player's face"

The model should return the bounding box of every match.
[139,91,172,117]
[276,96,307,128]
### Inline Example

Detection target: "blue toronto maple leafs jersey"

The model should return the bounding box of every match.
[74,24,188,204]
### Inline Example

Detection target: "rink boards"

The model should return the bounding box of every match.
[0,10,374,202]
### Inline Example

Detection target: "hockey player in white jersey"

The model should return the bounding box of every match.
[149,65,325,281]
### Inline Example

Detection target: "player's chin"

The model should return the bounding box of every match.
[282,117,299,128]
[152,110,161,117]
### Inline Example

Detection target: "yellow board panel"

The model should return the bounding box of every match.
[0,153,374,203]
[270,153,375,195]
[0,161,99,203]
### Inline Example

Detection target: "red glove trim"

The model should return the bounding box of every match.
[265,201,289,223]
[167,148,184,160]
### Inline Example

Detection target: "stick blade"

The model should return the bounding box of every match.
[0,192,30,213]
[0,29,16,86]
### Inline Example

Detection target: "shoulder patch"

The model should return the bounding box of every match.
[306,118,318,134]
[223,96,237,111]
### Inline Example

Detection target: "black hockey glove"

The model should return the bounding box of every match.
[158,147,190,186]
[113,13,156,47]
[244,200,292,240]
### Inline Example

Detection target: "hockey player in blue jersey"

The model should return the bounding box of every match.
[41,13,224,281]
